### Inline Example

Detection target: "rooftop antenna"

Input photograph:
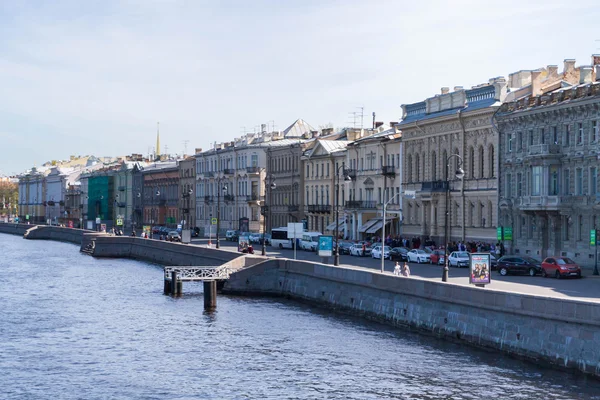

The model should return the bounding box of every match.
[182,140,189,156]
[358,106,364,129]
[372,112,376,129]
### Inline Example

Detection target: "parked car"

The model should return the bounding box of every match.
[349,243,372,257]
[496,256,542,276]
[541,257,582,279]
[248,232,262,243]
[429,250,446,265]
[225,230,238,241]
[390,247,409,261]
[338,241,353,255]
[371,245,391,260]
[490,254,498,270]
[167,231,181,242]
[407,249,431,264]
[448,251,470,268]
[191,227,200,237]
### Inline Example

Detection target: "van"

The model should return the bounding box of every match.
[226,230,238,241]
[300,232,321,251]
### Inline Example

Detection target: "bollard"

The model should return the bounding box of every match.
[164,278,171,295]
[203,280,217,309]
[176,279,183,295]
[171,271,179,296]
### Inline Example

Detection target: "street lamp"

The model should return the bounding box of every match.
[334,163,351,266]
[443,154,465,282]
[216,183,227,249]
[261,176,276,256]
[381,192,400,273]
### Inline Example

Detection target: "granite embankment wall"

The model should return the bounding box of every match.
[0,223,34,236]
[90,235,259,267]
[23,225,92,244]
[224,259,600,377]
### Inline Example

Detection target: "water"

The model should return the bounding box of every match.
[1,233,599,400]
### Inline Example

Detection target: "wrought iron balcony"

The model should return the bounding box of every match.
[307,204,332,213]
[525,144,561,158]
[288,205,299,212]
[381,165,396,176]
[246,166,260,174]
[246,194,260,202]
[345,200,377,209]
[224,194,235,202]
[117,202,127,208]
[204,195,213,204]
[223,168,235,175]
[421,181,448,192]
[346,169,357,179]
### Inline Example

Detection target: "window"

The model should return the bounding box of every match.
[326,163,329,177]
[517,132,523,150]
[564,169,570,195]
[508,134,513,152]
[478,146,484,178]
[506,173,512,198]
[553,126,559,144]
[593,121,599,143]
[378,187,381,203]
[251,154,258,167]
[415,154,420,181]
[431,152,437,180]
[540,128,545,145]
[564,124,570,146]
[578,215,583,241]
[591,167,597,195]
[516,173,522,196]
[576,168,583,195]
[488,145,495,178]
[531,166,542,196]
[529,129,534,146]
[469,147,475,179]
[549,166,559,195]
[578,123,584,145]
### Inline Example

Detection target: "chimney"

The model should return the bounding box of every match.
[453,86,463,92]
[596,65,600,82]
[592,54,600,66]
[531,69,544,96]
[375,121,384,128]
[441,87,450,95]
[580,66,593,84]
[547,65,558,78]
[564,59,576,72]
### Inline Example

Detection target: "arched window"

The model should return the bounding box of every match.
[421,153,426,182]
[488,144,495,178]
[478,146,484,178]
[431,152,437,180]
[442,150,448,180]
[469,147,475,179]
[487,200,493,228]
[407,155,413,182]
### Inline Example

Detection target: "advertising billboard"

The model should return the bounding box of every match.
[470,253,491,286]
[318,235,333,257]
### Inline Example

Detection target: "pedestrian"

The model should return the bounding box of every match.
[362,242,366,257]
[394,262,401,276]
[402,262,411,277]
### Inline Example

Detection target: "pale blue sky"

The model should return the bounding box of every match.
[1,0,598,175]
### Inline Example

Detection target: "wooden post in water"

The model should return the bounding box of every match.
[171,271,180,296]
[203,280,217,309]
[164,277,171,295]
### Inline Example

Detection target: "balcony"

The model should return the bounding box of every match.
[246,194,261,203]
[381,165,396,176]
[346,169,357,179]
[118,186,126,191]
[307,204,331,213]
[288,205,299,212]
[246,166,261,174]
[516,195,578,211]
[345,200,377,209]
[204,195,213,204]
[117,202,127,208]
[223,168,235,175]
[525,144,561,159]
[224,194,235,202]
[421,181,448,192]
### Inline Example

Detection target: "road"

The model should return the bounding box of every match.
[190,237,600,303]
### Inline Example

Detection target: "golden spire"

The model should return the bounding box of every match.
[156,121,161,159]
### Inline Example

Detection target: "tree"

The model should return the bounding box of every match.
[0,181,18,217]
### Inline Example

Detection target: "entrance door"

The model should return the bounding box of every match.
[541,215,549,259]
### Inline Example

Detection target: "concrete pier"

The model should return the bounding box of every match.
[203,281,217,309]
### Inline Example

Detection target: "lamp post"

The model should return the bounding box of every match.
[262,176,276,256]
[443,154,465,282]
[216,182,227,249]
[381,192,400,273]
[334,163,351,266]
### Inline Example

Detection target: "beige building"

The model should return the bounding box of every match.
[178,156,196,230]
[398,80,507,245]
[345,126,402,240]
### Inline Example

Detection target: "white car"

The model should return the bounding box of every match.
[448,251,471,268]
[350,244,371,256]
[407,249,431,264]
[371,245,391,259]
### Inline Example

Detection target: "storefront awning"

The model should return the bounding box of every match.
[358,218,380,233]
[325,219,345,231]
[366,219,392,234]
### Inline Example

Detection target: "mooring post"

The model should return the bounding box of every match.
[171,271,179,296]
[203,280,217,309]
[163,275,171,295]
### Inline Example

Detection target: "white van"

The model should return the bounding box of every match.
[300,232,321,251]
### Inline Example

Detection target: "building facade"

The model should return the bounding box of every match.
[18,167,48,224]
[496,65,600,264]
[178,156,196,230]
[141,162,180,228]
[398,80,507,245]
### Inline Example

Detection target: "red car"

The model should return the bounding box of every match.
[541,257,582,279]
[429,250,446,265]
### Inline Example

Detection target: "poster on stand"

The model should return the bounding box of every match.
[470,253,491,285]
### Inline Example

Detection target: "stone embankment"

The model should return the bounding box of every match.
[223,258,600,378]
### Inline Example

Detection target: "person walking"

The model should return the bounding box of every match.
[401,262,411,277]
[394,262,401,276]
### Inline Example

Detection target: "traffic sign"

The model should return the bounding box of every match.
[211,218,217,225]
[116,218,123,226]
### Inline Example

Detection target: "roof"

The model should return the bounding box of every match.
[282,119,315,138]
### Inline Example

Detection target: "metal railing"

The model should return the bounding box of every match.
[307,204,331,213]
[345,200,377,209]
[164,265,232,282]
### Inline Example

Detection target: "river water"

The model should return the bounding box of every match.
[1,233,599,400]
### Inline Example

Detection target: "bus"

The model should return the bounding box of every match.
[300,232,322,251]
[270,227,294,249]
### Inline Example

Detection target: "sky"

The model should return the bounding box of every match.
[0,0,599,175]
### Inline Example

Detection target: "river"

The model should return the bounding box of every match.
[1,233,599,399]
